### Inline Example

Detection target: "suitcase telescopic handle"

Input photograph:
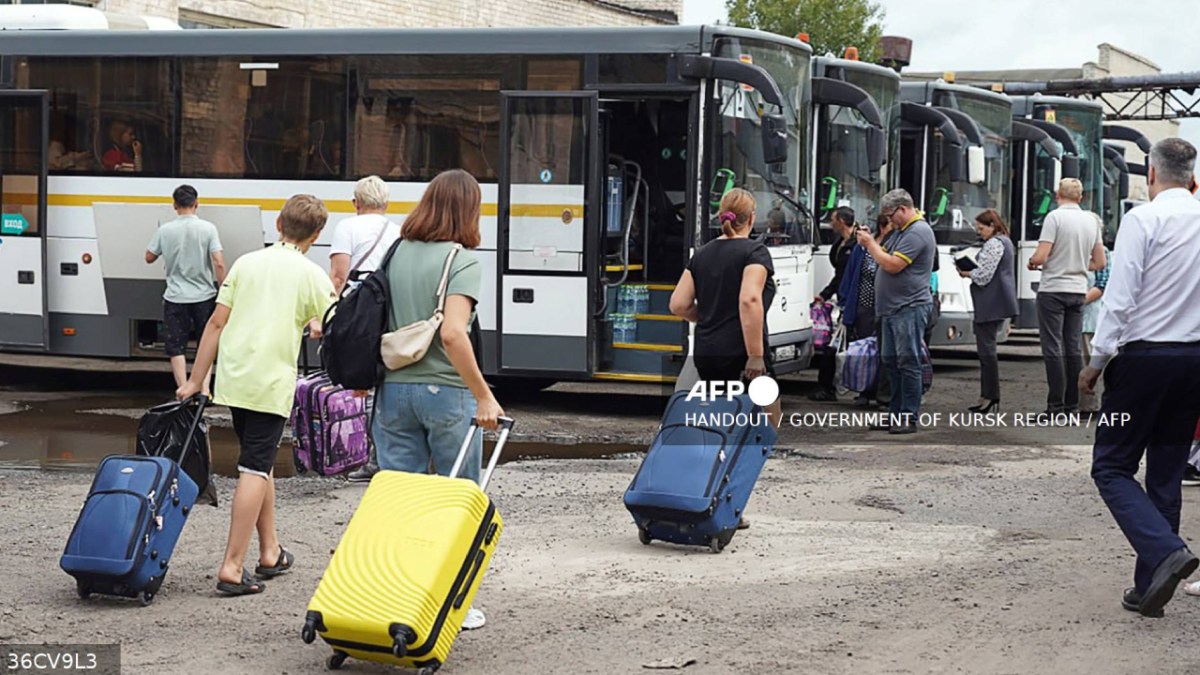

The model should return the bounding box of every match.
[175,394,209,469]
[449,416,514,491]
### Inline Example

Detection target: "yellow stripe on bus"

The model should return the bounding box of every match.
[9,193,580,219]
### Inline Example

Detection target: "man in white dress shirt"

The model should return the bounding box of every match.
[1080,137,1200,617]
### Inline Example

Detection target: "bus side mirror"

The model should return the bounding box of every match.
[1062,156,1081,179]
[1053,158,1063,189]
[762,113,788,165]
[968,146,986,185]
[1119,172,1130,201]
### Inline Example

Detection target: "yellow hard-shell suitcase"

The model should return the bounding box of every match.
[302,417,512,673]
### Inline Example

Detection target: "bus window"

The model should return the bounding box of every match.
[21,57,173,176]
[352,55,520,182]
[180,57,346,179]
[525,58,583,91]
[597,54,669,85]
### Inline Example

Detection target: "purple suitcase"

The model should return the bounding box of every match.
[290,372,370,476]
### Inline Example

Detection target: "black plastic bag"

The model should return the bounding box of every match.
[136,398,218,507]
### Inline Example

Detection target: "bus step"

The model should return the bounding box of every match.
[630,315,685,344]
[606,345,683,376]
[593,372,676,384]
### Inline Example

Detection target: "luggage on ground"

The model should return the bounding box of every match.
[137,396,218,506]
[290,370,370,476]
[302,417,514,673]
[624,392,776,553]
[61,396,207,606]
[840,336,879,393]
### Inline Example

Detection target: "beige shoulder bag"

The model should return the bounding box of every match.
[380,243,463,370]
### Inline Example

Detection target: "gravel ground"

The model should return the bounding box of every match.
[1,342,1198,675]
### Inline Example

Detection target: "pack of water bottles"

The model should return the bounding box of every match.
[611,285,650,345]
[612,314,638,344]
[617,284,650,315]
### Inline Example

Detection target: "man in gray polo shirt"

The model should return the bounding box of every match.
[1028,178,1106,413]
[855,189,935,434]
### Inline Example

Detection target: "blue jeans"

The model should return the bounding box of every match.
[880,303,931,421]
[372,382,481,484]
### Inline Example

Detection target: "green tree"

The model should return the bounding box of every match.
[725,0,886,64]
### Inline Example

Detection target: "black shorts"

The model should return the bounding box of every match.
[163,298,216,357]
[230,407,286,478]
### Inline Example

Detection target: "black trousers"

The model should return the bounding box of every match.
[1091,342,1200,592]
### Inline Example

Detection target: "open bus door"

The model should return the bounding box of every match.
[0,90,49,350]
[496,91,599,377]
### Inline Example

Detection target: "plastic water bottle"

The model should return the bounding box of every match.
[616,286,631,315]
[625,314,638,343]
[635,285,650,314]
[612,314,630,344]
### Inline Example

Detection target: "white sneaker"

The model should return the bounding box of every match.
[1184,580,1200,597]
[461,607,486,630]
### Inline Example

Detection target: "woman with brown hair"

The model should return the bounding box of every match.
[372,169,503,630]
[669,188,780,427]
[959,208,1018,413]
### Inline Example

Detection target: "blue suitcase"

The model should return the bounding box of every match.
[624,392,776,553]
[60,397,206,606]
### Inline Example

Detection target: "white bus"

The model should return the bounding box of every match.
[0,26,818,387]
[1009,95,1104,329]
[898,80,1012,346]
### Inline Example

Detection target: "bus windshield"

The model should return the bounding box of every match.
[928,91,1011,246]
[712,37,811,246]
[1041,104,1104,214]
[815,69,897,239]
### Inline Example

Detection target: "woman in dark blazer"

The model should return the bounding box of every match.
[959,209,1018,413]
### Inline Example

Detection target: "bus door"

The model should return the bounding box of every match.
[0,90,49,350]
[497,92,599,376]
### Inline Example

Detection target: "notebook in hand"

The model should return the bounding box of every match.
[954,256,978,271]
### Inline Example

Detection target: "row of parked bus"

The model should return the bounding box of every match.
[810,56,1146,349]
[0,17,1144,389]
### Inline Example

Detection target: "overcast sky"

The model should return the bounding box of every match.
[682,0,1200,163]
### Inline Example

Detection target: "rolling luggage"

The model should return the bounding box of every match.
[291,370,370,476]
[60,396,206,606]
[136,396,218,506]
[624,392,776,553]
[302,417,514,673]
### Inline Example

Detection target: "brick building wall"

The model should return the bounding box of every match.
[94,0,681,28]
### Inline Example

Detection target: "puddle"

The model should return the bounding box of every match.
[0,396,643,477]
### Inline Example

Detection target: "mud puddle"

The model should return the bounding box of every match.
[0,396,643,477]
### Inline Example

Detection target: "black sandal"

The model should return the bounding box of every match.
[217,570,265,596]
[255,546,294,579]
[807,390,837,402]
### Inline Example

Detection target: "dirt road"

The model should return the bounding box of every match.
[1,343,1198,674]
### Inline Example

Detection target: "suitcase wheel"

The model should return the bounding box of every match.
[708,536,724,554]
[75,581,92,600]
[301,625,316,644]
[326,651,348,671]
[139,591,155,607]
[637,528,652,546]
[418,667,440,675]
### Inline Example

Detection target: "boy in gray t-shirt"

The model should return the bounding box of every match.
[145,185,226,394]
